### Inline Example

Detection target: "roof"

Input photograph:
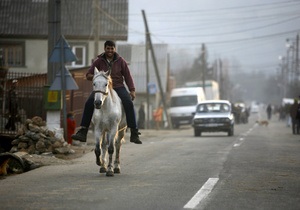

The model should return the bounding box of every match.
[0,0,128,40]
[198,100,231,105]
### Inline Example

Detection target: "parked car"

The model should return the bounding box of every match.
[192,100,234,137]
[168,87,206,129]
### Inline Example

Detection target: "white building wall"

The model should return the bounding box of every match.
[9,40,47,74]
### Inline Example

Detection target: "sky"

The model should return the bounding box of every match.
[125,0,300,75]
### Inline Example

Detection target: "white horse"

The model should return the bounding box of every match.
[92,67,127,176]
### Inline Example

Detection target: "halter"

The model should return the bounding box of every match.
[92,69,112,96]
[93,90,108,95]
[92,73,110,96]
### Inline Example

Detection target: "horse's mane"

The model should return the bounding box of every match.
[93,71,113,90]
[103,73,113,90]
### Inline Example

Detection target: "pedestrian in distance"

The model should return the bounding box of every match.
[266,104,272,120]
[153,105,163,130]
[5,80,19,131]
[71,40,142,144]
[138,104,145,129]
[290,98,300,134]
[67,112,76,145]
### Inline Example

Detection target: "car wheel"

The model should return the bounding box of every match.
[194,129,201,137]
[173,123,180,129]
[228,126,234,136]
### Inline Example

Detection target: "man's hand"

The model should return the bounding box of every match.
[130,91,136,101]
[86,73,94,81]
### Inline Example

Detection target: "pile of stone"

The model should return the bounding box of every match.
[10,116,74,155]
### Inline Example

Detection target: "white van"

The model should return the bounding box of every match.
[168,87,206,128]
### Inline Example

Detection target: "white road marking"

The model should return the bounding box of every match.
[184,178,219,209]
[233,143,240,147]
[234,126,256,148]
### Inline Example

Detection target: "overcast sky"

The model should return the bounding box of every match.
[125,0,300,74]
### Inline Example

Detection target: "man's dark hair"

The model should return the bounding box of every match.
[104,40,115,48]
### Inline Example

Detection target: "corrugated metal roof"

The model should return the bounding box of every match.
[0,0,128,40]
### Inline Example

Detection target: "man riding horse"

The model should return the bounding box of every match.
[72,40,142,144]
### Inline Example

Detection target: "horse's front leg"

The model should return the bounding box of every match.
[114,127,126,174]
[100,132,108,173]
[94,129,107,173]
[94,129,101,166]
[106,129,117,177]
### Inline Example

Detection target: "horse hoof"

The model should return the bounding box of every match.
[96,158,100,166]
[106,171,114,177]
[99,167,107,173]
[114,168,120,174]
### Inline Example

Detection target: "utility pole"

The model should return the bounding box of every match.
[219,59,224,99]
[201,43,206,93]
[142,10,172,129]
[47,0,62,133]
[48,0,61,84]
[145,33,150,129]
[93,0,100,59]
[296,34,299,87]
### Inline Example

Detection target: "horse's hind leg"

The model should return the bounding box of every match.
[114,128,125,174]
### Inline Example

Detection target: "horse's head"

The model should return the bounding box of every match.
[93,67,112,109]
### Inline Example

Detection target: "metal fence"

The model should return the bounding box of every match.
[0,70,46,136]
[0,67,91,137]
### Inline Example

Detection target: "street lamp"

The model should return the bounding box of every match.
[286,38,296,87]
[278,55,286,99]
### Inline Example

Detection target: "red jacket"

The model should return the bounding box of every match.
[87,52,135,92]
[67,117,76,142]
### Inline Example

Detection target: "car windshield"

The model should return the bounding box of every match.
[196,103,230,113]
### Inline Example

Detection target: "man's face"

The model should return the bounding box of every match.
[104,45,116,59]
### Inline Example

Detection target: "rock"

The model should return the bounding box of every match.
[32,116,46,127]
[28,123,42,133]
[18,142,28,150]
[35,140,46,153]
[9,116,70,156]
[53,147,72,154]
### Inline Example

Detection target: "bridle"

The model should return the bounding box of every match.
[92,70,111,96]
[93,90,108,95]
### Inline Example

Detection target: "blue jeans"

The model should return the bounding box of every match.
[80,87,137,129]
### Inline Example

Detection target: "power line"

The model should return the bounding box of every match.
[164,29,300,46]
[156,16,300,38]
[139,0,300,16]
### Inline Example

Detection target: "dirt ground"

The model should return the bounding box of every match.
[28,132,96,166]
[54,144,94,160]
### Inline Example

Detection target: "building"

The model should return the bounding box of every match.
[118,43,170,125]
[0,0,128,74]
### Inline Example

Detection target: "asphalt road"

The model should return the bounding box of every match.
[0,111,299,210]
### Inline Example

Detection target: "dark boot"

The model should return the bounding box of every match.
[71,127,88,142]
[130,128,142,144]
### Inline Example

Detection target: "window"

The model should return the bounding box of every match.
[170,96,198,107]
[66,44,87,68]
[197,103,230,113]
[0,42,25,67]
